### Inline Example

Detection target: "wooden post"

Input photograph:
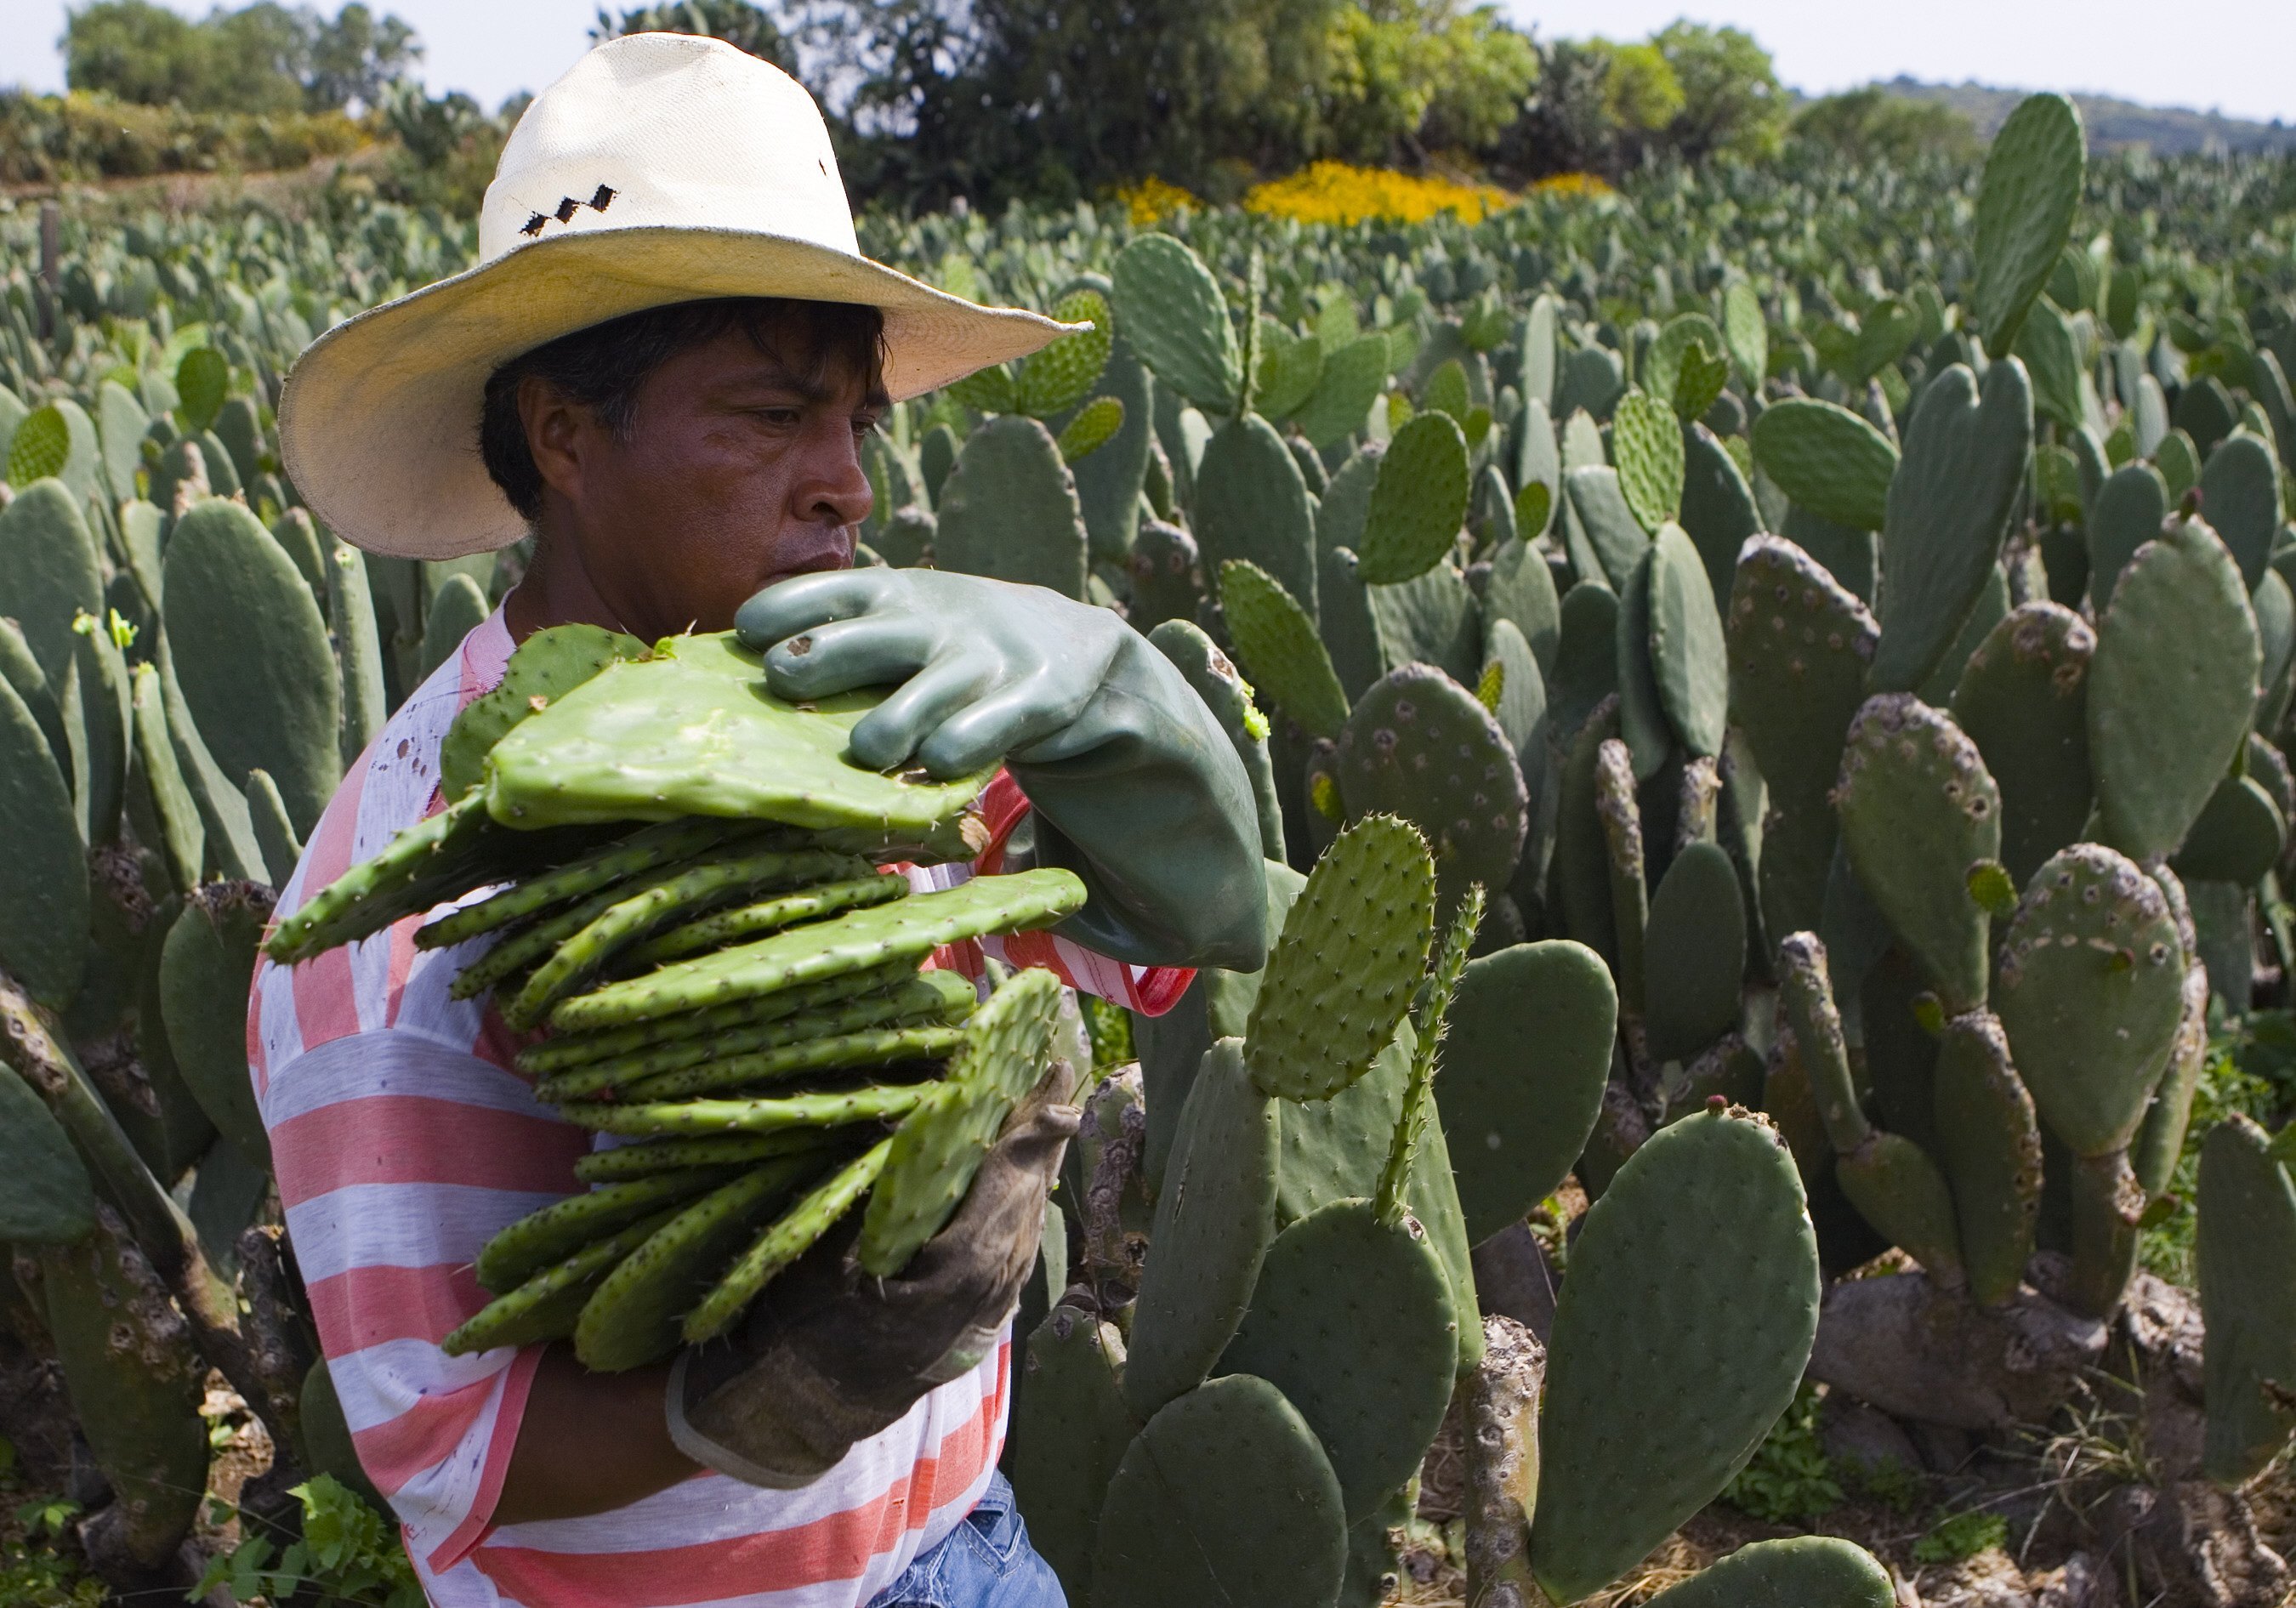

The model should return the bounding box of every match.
[37,200,61,341]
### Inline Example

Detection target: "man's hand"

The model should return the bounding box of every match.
[736,569,1270,971]
[667,1065,1081,1486]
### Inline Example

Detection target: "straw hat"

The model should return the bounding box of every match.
[279,33,1073,560]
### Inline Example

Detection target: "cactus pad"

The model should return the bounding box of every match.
[556,1082,931,1139]
[0,1062,94,1243]
[1109,234,1242,414]
[1219,559,1350,739]
[476,1169,742,1293]
[1950,602,2094,887]
[1972,93,2085,356]
[855,967,1066,1276]
[440,623,650,802]
[160,884,277,1167]
[1337,665,1526,918]
[1995,844,2185,1158]
[1243,815,1434,1101]
[1005,1309,1135,1599]
[1196,414,1320,610]
[1122,1039,1278,1418]
[1726,534,1878,812]
[1749,399,1899,532]
[446,1205,687,1355]
[572,1128,840,1184]
[1529,1108,1821,1605]
[1612,388,1685,532]
[1357,412,1471,586]
[1833,695,2002,1014]
[685,1137,896,1342]
[1643,1538,1895,1608]
[2197,1115,2296,1485]
[571,1156,825,1370]
[1218,1199,1458,1522]
[1090,1373,1346,1608]
[482,632,997,832]
[548,868,1083,1031]
[0,674,87,1009]
[1872,361,2035,693]
[1642,843,1748,1064]
[1648,523,1729,759]
[2088,517,2261,861]
[634,870,905,964]
[1929,1010,2043,1306]
[612,1024,969,1105]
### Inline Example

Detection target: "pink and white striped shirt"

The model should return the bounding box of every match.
[251,610,1188,1607]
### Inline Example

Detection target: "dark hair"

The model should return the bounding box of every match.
[477,297,889,520]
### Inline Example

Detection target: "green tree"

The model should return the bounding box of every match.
[1652,20,1786,161]
[1793,86,1983,165]
[62,1,419,114]
[1313,0,1537,162]
[60,1,219,108]
[592,0,802,73]
[1595,39,1683,135]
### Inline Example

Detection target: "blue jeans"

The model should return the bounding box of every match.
[866,1473,1066,1607]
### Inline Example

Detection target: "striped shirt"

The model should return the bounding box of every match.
[251,610,1188,1607]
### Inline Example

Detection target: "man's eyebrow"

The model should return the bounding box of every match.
[728,361,890,412]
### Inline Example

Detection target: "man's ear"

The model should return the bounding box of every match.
[520,374,596,507]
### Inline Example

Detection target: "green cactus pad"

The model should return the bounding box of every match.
[573,1128,843,1184]
[1612,389,1685,533]
[507,843,878,1027]
[422,818,750,952]
[611,1024,967,1104]
[1528,1108,1821,1605]
[1219,559,1350,739]
[2197,432,2282,592]
[685,1136,896,1342]
[2133,966,2211,1200]
[1439,940,1616,1244]
[1355,412,1470,586]
[1837,1128,1966,1287]
[162,498,342,836]
[483,631,997,832]
[1091,1373,1347,1608]
[1648,522,1729,759]
[445,1204,688,1355]
[634,870,903,964]
[475,1168,740,1293]
[1123,1038,1278,1417]
[572,1156,825,1370]
[555,1081,931,1139]
[440,623,650,803]
[159,884,274,1167]
[0,480,104,688]
[1643,843,1748,1065]
[1147,616,1286,861]
[2088,516,2261,861]
[1295,333,1390,449]
[1613,542,1671,781]
[1929,1010,2043,1306]
[537,972,972,1099]
[1833,695,2002,1014]
[1110,234,1242,414]
[1972,93,2086,356]
[2197,1115,2296,1484]
[1950,602,2094,887]
[1641,1537,1895,1608]
[1005,1308,1136,1600]
[1871,361,2035,693]
[548,869,1083,1031]
[1242,815,1434,1101]
[1995,844,2185,1158]
[526,960,918,1076]
[1726,534,1878,813]
[262,788,496,964]
[1196,413,1320,610]
[1218,1199,1458,1523]
[1017,289,1113,417]
[1749,399,1898,532]
[0,1061,94,1244]
[935,414,1090,598]
[2174,775,2287,885]
[855,967,1066,1276]
[1566,465,1650,591]
[0,673,87,1010]
[2064,1145,2145,1319]
[2086,463,2168,614]
[1337,666,1526,918]
[40,1212,209,1571]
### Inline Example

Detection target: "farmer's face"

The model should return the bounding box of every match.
[525,312,884,639]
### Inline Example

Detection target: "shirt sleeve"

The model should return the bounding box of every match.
[913,770,1196,1016]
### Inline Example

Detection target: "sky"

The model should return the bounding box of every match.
[4,0,2294,127]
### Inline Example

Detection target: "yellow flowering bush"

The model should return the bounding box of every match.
[1532,172,1617,200]
[1114,176,1204,226]
[1241,161,1511,226]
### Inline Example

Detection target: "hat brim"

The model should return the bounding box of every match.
[277,227,1074,559]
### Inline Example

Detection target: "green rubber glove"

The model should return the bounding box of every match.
[736,568,1270,972]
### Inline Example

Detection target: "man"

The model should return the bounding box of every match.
[253,33,1265,1607]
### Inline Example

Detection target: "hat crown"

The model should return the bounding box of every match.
[478,33,858,264]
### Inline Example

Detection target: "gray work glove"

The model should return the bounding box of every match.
[667,1065,1081,1487]
[734,568,1270,973]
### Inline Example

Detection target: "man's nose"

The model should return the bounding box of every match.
[798,423,874,528]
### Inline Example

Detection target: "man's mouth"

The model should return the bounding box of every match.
[763,532,856,585]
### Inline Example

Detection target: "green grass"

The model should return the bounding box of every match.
[1912,1508,2007,1564]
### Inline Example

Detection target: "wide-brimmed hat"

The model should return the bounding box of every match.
[279,33,1072,560]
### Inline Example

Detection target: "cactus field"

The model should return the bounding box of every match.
[3,89,2296,1607]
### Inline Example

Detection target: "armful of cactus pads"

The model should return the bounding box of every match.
[736,568,1270,972]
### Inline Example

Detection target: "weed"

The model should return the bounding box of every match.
[1721,1381,1843,1525]
[196,1474,422,1608]
[1912,1508,2008,1564]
